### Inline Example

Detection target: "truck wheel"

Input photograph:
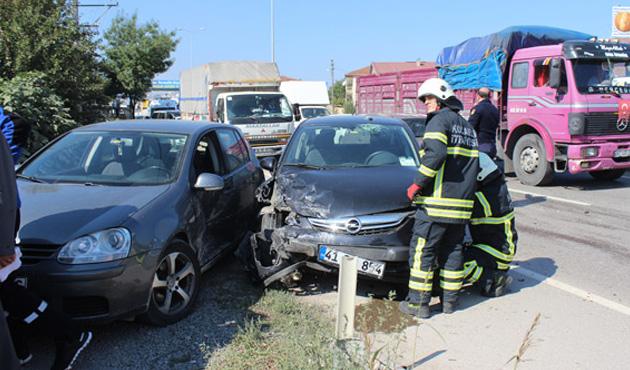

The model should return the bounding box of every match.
[589,169,625,181]
[138,240,200,326]
[513,134,554,186]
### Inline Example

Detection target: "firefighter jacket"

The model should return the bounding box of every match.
[468,98,499,150]
[413,104,479,224]
[468,171,518,271]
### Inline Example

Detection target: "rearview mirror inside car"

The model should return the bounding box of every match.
[194,173,224,191]
[260,156,277,172]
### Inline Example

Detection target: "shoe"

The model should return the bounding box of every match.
[481,273,513,297]
[442,301,457,314]
[492,275,513,297]
[18,353,33,366]
[51,331,93,370]
[399,300,431,319]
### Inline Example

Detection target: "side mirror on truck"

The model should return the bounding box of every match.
[548,59,562,89]
[292,103,302,122]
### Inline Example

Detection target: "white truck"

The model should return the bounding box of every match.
[279,80,331,125]
[180,61,298,157]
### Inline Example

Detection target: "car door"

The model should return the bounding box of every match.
[214,128,259,242]
[189,130,234,265]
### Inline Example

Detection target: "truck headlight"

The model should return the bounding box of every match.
[568,113,586,135]
[58,228,132,264]
[581,147,599,157]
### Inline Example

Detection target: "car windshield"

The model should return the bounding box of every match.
[20,131,188,185]
[226,94,293,124]
[282,121,419,168]
[572,59,630,94]
[301,107,330,119]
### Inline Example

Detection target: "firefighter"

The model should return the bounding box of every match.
[462,152,517,296]
[401,78,479,318]
[468,88,499,158]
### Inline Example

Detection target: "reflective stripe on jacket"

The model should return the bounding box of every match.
[413,107,479,224]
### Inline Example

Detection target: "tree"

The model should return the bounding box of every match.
[0,0,109,125]
[103,14,178,117]
[329,80,346,107]
[0,72,75,154]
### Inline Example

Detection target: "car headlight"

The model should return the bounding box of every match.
[568,113,585,135]
[58,228,132,264]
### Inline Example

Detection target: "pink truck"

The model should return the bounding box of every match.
[357,27,630,185]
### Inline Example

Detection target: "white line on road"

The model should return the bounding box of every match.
[511,265,630,316]
[508,188,591,207]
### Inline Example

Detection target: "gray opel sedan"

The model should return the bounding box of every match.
[14,120,263,325]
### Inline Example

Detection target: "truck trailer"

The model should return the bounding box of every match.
[180,61,298,157]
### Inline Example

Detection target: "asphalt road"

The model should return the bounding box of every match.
[22,172,630,369]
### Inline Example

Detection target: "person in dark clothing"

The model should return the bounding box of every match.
[468,88,499,158]
[401,78,479,319]
[0,107,93,369]
[462,152,517,296]
[0,131,20,370]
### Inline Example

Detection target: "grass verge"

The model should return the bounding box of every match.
[206,290,361,370]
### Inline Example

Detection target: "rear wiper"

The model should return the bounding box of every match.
[16,174,45,183]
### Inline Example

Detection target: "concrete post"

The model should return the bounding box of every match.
[336,255,357,340]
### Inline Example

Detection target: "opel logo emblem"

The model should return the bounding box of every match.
[617,118,629,132]
[345,218,362,234]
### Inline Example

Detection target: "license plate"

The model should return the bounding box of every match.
[318,245,385,278]
[614,149,630,158]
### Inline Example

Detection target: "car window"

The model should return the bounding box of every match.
[192,132,223,177]
[216,129,248,172]
[21,131,188,185]
[283,122,419,168]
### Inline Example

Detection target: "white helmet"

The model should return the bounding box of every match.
[477,152,498,182]
[417,78,454,102]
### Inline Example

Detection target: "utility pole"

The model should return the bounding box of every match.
[271,0,275,63]
[71,0,79,23]
[330,59,335,103]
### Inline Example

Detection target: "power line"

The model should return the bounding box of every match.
[70,1,119,28]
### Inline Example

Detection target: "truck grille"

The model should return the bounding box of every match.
[19,244,61,265]
[584,112,629,136]
[309,212,412,235]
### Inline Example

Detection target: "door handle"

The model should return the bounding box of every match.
[528,102,537,106]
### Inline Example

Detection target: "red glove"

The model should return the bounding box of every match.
[407,183,422,201]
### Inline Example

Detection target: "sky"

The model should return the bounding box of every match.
[81,0,628,84]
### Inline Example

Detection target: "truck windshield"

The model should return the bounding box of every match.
[572,59,630,94]
[301,107,330,119]
[226,94,293,124]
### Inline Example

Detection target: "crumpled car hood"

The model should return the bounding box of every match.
[276,165,417,218]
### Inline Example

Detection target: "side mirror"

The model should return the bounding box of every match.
[292,103,302,122]
[548,59,562,89]
[194,173,224,191]
[260,156,277,172]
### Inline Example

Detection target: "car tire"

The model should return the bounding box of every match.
[589,169,625,181]
[513,133,554,186]
[138,240,201,326]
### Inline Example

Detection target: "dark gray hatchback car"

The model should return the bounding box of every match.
[14,120,263,325]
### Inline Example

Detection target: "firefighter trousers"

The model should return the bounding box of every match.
[407,215,466,305]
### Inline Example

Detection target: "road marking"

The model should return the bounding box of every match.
[511,265,630,316]
[508,188,591,206]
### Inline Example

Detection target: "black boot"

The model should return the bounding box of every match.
[399,300,431,319]
[480,271,512,297]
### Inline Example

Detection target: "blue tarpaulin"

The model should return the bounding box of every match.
[436,26,593,90]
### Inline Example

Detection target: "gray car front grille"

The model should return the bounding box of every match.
[309,212,411,235]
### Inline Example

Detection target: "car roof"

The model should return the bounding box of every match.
[74,120,227,135]
[301,114,406,127]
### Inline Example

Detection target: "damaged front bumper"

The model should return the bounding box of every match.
[249,217,414,286]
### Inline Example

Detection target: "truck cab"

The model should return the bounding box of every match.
[214,91,296,157]
[504,40,630,185]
